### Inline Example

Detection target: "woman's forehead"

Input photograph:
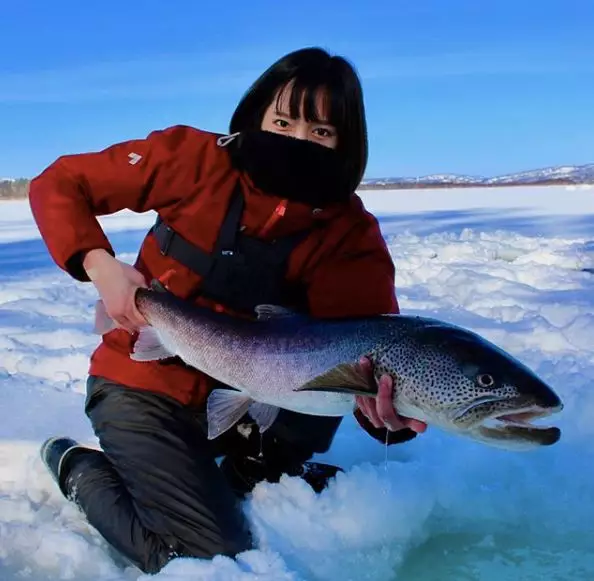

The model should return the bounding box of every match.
[274,81,332,122]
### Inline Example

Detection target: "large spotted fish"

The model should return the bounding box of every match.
[95,283,563,451]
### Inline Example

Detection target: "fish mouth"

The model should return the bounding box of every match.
[455,399,563,448]
[480,407,561,446]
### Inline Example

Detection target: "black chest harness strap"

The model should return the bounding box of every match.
[151,183,310,314]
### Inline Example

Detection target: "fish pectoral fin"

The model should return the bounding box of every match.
[248,402,280,434]
[295,363,377,397]
[130,326,175,361]
[206,388,252,440]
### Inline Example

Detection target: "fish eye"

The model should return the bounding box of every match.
[476,373,495,388]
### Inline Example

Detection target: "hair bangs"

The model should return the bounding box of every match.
[274,76,347,130]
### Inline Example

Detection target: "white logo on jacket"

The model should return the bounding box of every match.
[128,152,142,165]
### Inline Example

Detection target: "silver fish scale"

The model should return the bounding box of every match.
[137,291,417,414]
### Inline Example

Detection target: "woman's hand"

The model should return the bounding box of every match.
[83,249,148,333]
[356,357,427,433]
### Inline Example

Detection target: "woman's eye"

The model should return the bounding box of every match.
[273,119,290,128]
[314,127,333,138]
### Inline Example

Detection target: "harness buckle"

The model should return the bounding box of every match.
[160,225,174,256]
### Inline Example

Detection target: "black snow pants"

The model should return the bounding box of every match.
[64,375,342,574]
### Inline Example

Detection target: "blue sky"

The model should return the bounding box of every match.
[1,0,593,179]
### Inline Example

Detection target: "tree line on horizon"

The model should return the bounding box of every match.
[0,179,29,199]
[1,176,592,200]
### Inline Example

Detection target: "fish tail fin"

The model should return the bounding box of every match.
[93,300,118,335]
[130,327,175,361]
[93,300,175,362]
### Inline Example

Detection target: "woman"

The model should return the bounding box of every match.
[29,47,426,573]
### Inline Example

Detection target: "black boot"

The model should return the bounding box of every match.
[40,436,93,498]
[220,454,344,498]
[288,461,344,493]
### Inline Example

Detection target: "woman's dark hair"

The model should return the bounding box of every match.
[229,47,368,192]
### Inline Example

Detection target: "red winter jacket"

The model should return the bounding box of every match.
[29,125,406,441]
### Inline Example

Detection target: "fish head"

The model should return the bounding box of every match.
[374,320,564,450]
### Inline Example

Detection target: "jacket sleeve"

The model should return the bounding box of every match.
[306,209,418,445]
[28,124,206,282]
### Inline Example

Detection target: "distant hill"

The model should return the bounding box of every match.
[359,163,594,189]
[2,163,593,200]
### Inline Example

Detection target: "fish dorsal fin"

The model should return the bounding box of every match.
[294,362,378,397]
[150,278,169,293]
[254,304,298,320]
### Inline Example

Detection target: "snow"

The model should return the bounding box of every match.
[0,201,157,245]
[1,184,593,580]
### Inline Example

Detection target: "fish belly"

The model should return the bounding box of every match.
[248,387,356,417]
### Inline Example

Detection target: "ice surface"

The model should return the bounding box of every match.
[1,185,593,580]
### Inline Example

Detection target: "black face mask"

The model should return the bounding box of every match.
[221,130,352,207]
